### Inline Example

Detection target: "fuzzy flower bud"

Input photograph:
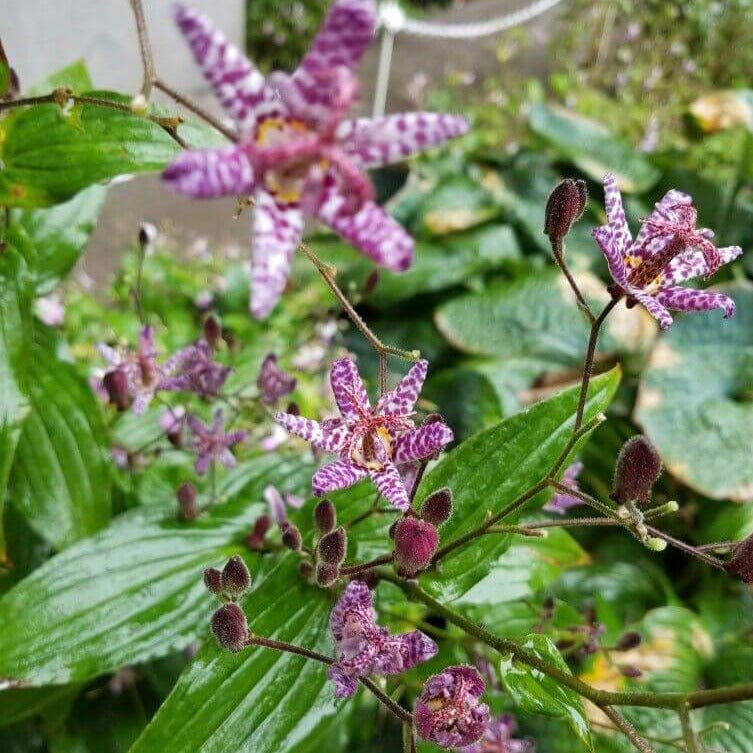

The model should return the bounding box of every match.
[298,561,314,580]
[544,178,587,242]
[246,515,271,552]
[176,482,197,521]
[420,488,453,527]
[281,521,303,552]
[612,436,662,506]
[316,562,339,587]
[314,499,336,535]
[317,527,347,565]
[103,369,130,411]
[616,631,642,651]
[620,664,643,679]
[203,567,222,595]
[393,517,439,577]
[203,315,222,349]
[211,603,248,652]
[726,533,753,583]
[221,555,251,599]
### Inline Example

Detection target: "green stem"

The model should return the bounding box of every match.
[679,705,699,753]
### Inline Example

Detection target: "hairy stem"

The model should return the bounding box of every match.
[679,705,700,753]
[340,553,394,575]
[129,0,156,96]
[600,705,657,753]
[551,239,595,324]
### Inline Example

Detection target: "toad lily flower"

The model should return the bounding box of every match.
[163,1,469,318]
[328,580,437,698]
[275,358,453,510]
[593,174,742,329]
[186,409,247,474]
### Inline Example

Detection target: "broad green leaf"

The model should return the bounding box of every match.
[0,244,34,560]
[0,91,181,207]
[0,685,79,728]
[499,633,593,751]
[129,555,344,753]
[27,60,92,96]
[414,368,620,602]
[11,185,106,292]
[0,455,311,686]
[528,104,659,192]
[635,283,753,500]
[8,344,112,550]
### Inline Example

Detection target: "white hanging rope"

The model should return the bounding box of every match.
[372,0,565,115]
[378,0,566,39]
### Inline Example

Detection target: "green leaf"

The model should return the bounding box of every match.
[27,60,92,96]
[0,455,311,686]
[499,633,593,751]
[528,104,660,192]
[635,282,753,500]
[11,185,106,292]
[0,685,79,728]
[0,91,181,207]
[129,555,344,753]
[414,367,620,602]
[8,343,112,549]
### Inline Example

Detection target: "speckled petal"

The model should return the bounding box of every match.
[376,359,428,416]
[398,631,438,669]
[295,0,375,77]
[592,226,629,287]
[163,146,255,199]
[250,190,304,319]
[654,286,736,319]
[275,412,324,445]
[339,113,470,168]
[633,188,692,260]
[172,3,281,132]
[602,174,633,256]
[320,418,350,453]
[633,291,674,330]
[664,245,742,285]
[393,422,454,464]
[330,358,371,422]
[330,580,374,639]
[318,192,414,271]
[313,459,368,496]
[369,462,410,510]
[327,664,359,698]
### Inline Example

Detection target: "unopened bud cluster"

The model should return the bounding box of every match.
[204,556,252,652]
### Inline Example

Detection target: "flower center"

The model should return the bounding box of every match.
[350,425,393,471]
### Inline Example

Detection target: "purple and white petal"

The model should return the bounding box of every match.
[654,286,736,319]
[250,190,304,319]
[592,226,629,287]
[663,245,742,285]
[275,412,325,445]
[327,664,359,698]
[264,485,287,523]
[163,146,255,199]
[632,291,674,330]
[393,422,454,464]
[398,631,438,669]
[376,359,428,416]
[217,448,238,469]
[368,462,410,511]
[339,113,470,169]
[602,174,633,257]
[172,3,281,132]
[313,459,368,496]
[330,358,371,423]
[330,580,374,639]
[320,418,350,453]
[318,193,414,272]
[632,188,692,260]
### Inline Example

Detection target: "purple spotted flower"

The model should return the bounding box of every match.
[415,666,490,749]
[458,715,534,753]
[159,340,232,398]
[327,580,437,698]
[593,174,742,329]
[543,462,583,515]
[163,1,469,318]
[257,353,297,404]
[264,484,305,524]
[186,409,247,474]
[275,358,453,510]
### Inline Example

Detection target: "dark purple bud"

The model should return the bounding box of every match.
[298,561,314,580]
[315,562,339,587]
[363,270,380,295]
[177,482,197,521]
[257,353,297,405]
[616,631,642,651]
[726,533,753,583]
[203,315,222,349]
[620,664,643,679]
[612,436,662,506]
[286,401,300,416]
[203,567,222,595]
[544,178,587,242]
[541,596,555,619]
[211,603,248,652]
[393,518,439,577]
[221,555,251,599]
[103,369,130,411]
[317,527,347,565]
[314,499,336,534]
[246,515,271,552]
[138,222,157,248]
[281,522,303,552]
[420,488,453,527]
